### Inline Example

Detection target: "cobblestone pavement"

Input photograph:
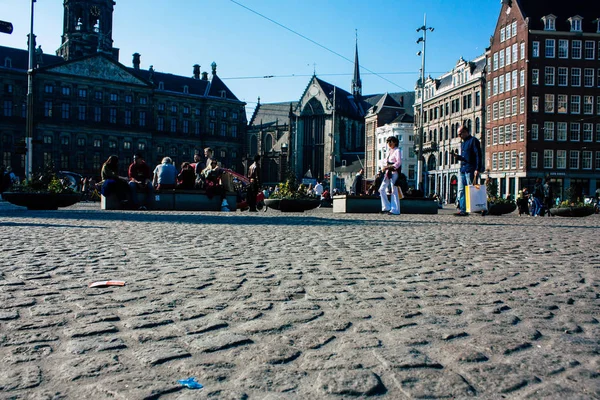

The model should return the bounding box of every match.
[0,202,599,399]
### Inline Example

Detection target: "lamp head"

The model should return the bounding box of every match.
[416,37,424,44]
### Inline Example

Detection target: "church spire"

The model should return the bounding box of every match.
[352,30,362,99]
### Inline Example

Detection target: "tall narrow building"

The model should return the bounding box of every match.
[486,0,600,199]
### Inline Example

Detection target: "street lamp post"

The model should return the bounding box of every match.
[25,0,37,179]
[329,87,336,194]
[416,14,434,191]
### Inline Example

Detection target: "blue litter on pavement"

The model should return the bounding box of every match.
[178,377,203,389]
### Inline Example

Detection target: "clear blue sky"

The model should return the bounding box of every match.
[2,0,501,116]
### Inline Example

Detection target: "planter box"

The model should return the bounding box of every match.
[487,202,517,216]
[333,195,438,214]
[264,198,321,212]
[2,192,81,210]
[549,206,595,217]
[101,190,237,211]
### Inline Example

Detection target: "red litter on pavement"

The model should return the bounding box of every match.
[88,281,126,288]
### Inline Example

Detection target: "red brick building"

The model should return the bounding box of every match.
[486,0,600,200]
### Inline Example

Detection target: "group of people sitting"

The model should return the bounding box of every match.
[100,147,224,210]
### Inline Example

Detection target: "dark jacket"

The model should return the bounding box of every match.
[351,173,363,195]
[460,135,482,174]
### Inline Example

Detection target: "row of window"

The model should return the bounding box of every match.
[499,21,518,43]
[490,69,525,97]
[425,119,481,142]
[489,96,525,121]
[491,43,525,71]
[532,39,599,60]
[487,122,600,146]
[491,150,522,170]
[34,102,239,136]
[531,122,600,142]
[532,95,600,115]
[491,150,600,171]
[532,67,600,88]
[422,92,481,123]
[530,150,599,170]
[40,84,240,118]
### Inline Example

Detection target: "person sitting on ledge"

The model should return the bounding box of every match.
[153,157,177,191]
[100,155,129,202]
[177,162,196,190]
[203,158,224,199]
[128,153,153,210]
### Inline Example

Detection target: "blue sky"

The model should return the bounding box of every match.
[2,0,501,116]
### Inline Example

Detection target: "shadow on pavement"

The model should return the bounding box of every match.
[0,221,105,229]
[1,207,598,229]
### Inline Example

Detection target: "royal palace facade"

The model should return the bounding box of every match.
[0,0,246,178]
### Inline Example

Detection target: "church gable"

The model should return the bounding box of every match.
[44,55,147,86]
[298,78,331,116]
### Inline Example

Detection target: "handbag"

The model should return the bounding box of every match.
[466,184,487,213]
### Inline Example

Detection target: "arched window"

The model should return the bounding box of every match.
[250,135,258,156]
[475,117,480,134]
[264,134,273,153]
[445,126,448,140]
[433,129,437,142]
[444,151,449,166]
[451,124,456,138]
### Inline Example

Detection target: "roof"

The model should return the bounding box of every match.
[0,45,243,103]
[249,101,297,128]
[0,45,64,71]
[423,54,486,96]
[363,92,416,116]
[515,0,600,32]
[313,76,367,119]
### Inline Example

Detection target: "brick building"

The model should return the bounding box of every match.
[0,0,246,179]
[486,0,600,199]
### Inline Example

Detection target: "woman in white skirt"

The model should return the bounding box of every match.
[379,136,402,215]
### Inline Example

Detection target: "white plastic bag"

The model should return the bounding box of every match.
[466,184,487,213]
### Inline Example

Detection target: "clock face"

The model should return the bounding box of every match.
[309,86,319,96]
[90,6,101,16]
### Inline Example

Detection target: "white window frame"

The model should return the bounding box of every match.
[531,152,538,168]
[543,149,554,169]
[557,150,567,169]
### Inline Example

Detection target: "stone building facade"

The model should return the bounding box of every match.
[486,0,600,199]
[0,0,246,179]
[247,101,295,185]
[414,55,487,202]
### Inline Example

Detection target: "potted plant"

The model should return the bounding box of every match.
[550,187,595,217]
[265,172,321,212]
[485,178,516,215]
[2,163,81,210]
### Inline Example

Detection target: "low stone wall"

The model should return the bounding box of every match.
[333,195,438,214]
[101,190,237,211]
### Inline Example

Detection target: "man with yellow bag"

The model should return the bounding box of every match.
[453,125,482,216]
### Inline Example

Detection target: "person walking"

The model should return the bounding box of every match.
[351,168,364,195]
[543,177,554,217]
[531,177,544,216]
[453,125,482,217]
[247,154,261,212]
[379,136,402,215]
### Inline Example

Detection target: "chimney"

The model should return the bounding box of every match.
[201,71,208,81]
[211,61,217,76]
[193,64,200,79]
[132,53,141,70]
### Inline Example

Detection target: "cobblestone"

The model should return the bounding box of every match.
[0,202,599,398]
